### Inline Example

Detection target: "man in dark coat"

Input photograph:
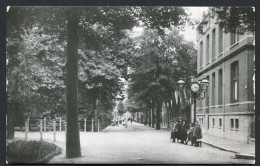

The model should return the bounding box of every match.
[181,120,189,144]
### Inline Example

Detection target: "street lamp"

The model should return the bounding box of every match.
[177,77,209,123]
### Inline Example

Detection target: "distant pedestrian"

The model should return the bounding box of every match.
[130,117,133,124]
[170,119,178,142]
[125,120,128,128]
[192,121,202,147]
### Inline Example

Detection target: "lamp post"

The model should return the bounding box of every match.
[177,77,209,123]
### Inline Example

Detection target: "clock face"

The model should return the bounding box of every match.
[191,82,200,93]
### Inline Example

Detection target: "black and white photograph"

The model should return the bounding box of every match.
[6,6,255,164]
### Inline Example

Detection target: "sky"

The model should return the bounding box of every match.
[182,7,209,45]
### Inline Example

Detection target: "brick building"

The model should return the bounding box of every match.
[195,12,255,143]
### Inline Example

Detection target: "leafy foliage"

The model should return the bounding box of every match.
[117,101,125,116]
[6,6,194,132]
[204,7,255,33]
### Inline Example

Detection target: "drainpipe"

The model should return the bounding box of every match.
[223,60,226,133]
[223,32,226,134]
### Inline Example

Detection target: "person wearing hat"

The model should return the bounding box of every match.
[170,118,178,142]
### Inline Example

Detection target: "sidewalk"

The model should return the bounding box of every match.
[161,126,255,159]
[202,134,255,159]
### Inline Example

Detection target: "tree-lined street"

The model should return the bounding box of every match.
[14,122,253,164]
[6,6,255,164]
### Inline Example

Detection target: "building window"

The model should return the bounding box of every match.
[212,118,215,127]
[200,41,203,67]
[212,73,215,106]
[235,119,239,130]
[230,30,239,46]
[199,118,204,126]
[212,28,216,58]
[218,69,223,105]
[230,118,234,129]
[219,118,222,128]
[218,25,223,53]
[206,35,210,63]
[231,61,239,102]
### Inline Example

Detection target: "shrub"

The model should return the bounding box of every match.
[7,140,62,164]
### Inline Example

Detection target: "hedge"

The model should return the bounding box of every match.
[7,140,62,164]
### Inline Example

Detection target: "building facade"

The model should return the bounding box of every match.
[195,12,255,143]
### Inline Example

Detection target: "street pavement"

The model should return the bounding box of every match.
[14,121,254,164]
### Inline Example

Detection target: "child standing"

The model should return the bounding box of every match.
[193,121,202,147]
[185,123,194,145]
[170,119,178,142]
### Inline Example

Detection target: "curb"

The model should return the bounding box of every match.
[202,141,238,153]
[235,153,255,160]
[202,141,255,160]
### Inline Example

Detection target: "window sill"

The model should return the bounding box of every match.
[217,52,223,57]
[230,42,239,49]
[230,102,239,106]
[210,105,223,108]
[230,128,239,131]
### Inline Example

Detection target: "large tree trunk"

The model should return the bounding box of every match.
[167,101,170,128]
[94,97,98,132]
[148,102,151,126]
[156,100,162,130]
[7,102,16,139]
[145,101,148,125]
[65,8,81,158]
[152,100,155,128]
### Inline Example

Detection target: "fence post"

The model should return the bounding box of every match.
[84,118,86,132]
[59,117,62,132]
[98,119,100,132]
[92,118,94,132]
[40,120,43,140]
[25,121,28,140]
[44,117,46,132]
[53,120,56,142]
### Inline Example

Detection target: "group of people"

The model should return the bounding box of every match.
[170,117,202,147]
